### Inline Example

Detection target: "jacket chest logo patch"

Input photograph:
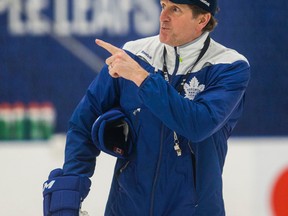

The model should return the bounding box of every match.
[184,77,205,100]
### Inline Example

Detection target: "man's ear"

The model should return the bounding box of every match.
[198,13,211,29]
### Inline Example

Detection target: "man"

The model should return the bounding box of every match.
[43,0,250,215]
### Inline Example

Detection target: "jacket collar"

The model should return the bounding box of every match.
[163,31,210,75]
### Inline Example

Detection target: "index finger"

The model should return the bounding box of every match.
[95,39,121,55]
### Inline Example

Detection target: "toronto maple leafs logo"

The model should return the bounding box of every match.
[184,77,205,100]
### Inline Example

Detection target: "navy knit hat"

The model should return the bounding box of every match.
[170,0,218,16]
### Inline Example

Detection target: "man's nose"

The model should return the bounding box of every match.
[160,9,170,22]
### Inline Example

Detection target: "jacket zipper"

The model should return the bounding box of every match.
[187,141,198,207]
[116,161,130,178]
[149,48,181,215]
[170,47,180,84]
[172,47,180,76]
[149,124,165,216]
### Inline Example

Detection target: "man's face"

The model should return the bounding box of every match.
[159,0,202,47]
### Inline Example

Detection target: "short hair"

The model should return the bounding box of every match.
[188,5,219,32]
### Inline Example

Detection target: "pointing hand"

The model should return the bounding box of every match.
[95,39,149,86]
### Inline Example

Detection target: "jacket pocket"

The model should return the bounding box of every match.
[188,141,197,192]
[115,160,130,179]
[127,106,146,132]
[115,159,139,193]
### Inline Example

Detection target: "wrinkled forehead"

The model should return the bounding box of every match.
[167,0,217,16]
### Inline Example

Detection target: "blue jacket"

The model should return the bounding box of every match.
[63,32,250,216]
